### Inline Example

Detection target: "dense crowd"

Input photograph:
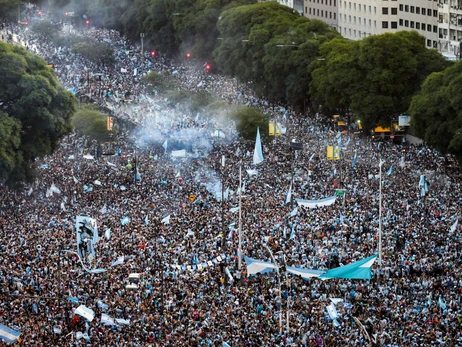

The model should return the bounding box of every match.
[0,18,461,347]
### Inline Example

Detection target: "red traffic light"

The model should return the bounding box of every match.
[86,20,90,25]
[186,53,191,58]
[38,11,42,15]
[205,64,211,70]
[151,51,156,56]
[65,12,68,16]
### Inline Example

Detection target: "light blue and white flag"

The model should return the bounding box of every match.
[438,296,446,310]
[309,153,315,161]
[246,169,258,176]
[115,318,130,325]
[253,127,264,165]
[145,215,149,226]
[295,196,336,209]
[351,151,357,168]
[99,204,107,215]
[162,140,168,153]
[74,305,95,322]
[339,211,345,224]
[101,313,115,325]
[227,223,235,239]
[289,206,298,217]
[320,255,377,280]
[386,166,393,176]
[161,215,170,225]
[105,228,111,241]
[419,175,425,187]
[97,299,108,311]
[76,332,90,340]
[67,297,79,304]
[0,323,21,343]
[244,256,277,276]
[326,303,339,320]
[121,216,130,226]
[449,218,458,233]
[333,318,341,327]
[289,224,295,240]
[111,256,125,267]
[285,183,292,205]
[223,342,231,347]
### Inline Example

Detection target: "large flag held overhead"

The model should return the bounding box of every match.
[245,254,377,280]
[352,151,357,168]
[253,127,264,165]
[244,256,278,275]
[0,324,21,343]
[285,183,292,205]
[295,196,336,209]
[319,255,378,280]
[449,218,458,233]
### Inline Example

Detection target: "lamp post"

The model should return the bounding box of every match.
[378,159,383,266]
[263,244,283,335]
[140,33,145,54]
[238,162,243,269]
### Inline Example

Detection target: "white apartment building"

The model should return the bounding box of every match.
[337,0,400,40]
[276,0,305,13]
[303,0,339,28]
[398,0,439,49]
[438,0,462,59]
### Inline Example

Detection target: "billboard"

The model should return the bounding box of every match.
[399,115,410,127]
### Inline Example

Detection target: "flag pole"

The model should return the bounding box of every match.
[379,158,382,266]
[238,162,243,270]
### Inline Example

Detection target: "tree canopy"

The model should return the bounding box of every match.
[310,31,451,131]
[0,42,75,186]
[409,62,462,163]
[72,104,113,142]
[213,2,339,106]
[230,106,269,141]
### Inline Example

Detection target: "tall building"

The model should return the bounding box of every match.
[438,0,462,59]
[304,0,440,47]
[303,0,339,28]
[277,0,305,13]
[337,0,400,40]
[399,0,439,49]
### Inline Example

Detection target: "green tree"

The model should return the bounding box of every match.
[31,22,56,37]
[310,31,451,131]
[71,42,114,65]
[0,41,75,186]
[141,71,178,93]
[72,105,113,142]
[409,62,462,163]
[230,106,269,141]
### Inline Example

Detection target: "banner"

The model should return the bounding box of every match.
[106,116,113,131]
[269,122,275,136]
[75,216,99,260]
[327,146,334,160]
[334,145,340,160]
[295,196,336,209]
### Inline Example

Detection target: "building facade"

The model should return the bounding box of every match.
[438,0,462,59]
[398,0,439,49]
[303,0,339,28]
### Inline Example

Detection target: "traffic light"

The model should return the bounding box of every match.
[205,64,210,71]
[38,11,42,15]
[65,12,68,16]
[85,20,90,25]
[186,53,191,58]
[151,51,156,57]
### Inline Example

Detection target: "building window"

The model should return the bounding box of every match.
[427,8,432,17]
[433,10,437,17]
[334,0,336,6]
[334,13,336,19]
[399,19,403,26]
[405,5,409,12]
[330,12,332,19]
[382,7,388,15]
[416,7,420,14]
[433,40,437,47]
[410,6,414,13]
[421,8,426,15]
[382,21,389,28]
[427,39,431,47]
[410,21,414,28]
[427,24,431,32]
[321,10,323,17]
[416,22,420,29]
[433,25,437,33]
[399,4,403,11]
[391,21,397,29]
[391,7,397,15]
[405,20,409,27]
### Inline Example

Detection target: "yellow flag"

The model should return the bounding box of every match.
[327,146,334,160]
[269,122,275,136]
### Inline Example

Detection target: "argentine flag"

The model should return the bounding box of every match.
[351,151,357,168]
[0,324,21,343]
[386,166,392,176]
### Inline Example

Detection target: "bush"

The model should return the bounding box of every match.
[72,105,113,142]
